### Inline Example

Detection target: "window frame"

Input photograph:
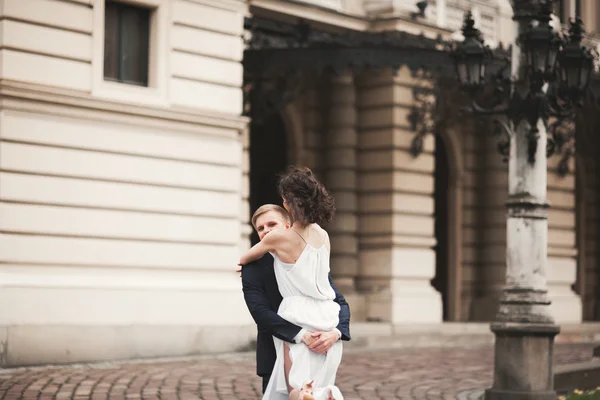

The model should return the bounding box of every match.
[103,1,151,87]
[92,0,169,106]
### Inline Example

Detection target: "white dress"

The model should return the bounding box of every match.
[262,235,344,400]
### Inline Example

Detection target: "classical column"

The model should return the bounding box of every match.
[322,72,363,317]
[485,4,559,399]
[356,67,441,324]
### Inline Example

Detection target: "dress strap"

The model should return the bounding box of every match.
[291,228,308,243]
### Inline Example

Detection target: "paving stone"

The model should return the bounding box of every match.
[0,343,595,399]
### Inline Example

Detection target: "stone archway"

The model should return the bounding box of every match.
[248,110,290,244]
[575,154,588,319]
[573,102,600,321]
[433,126,465,321]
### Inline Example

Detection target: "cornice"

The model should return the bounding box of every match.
[0,80,249,136]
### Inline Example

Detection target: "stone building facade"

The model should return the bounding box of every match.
[0,0,598,366]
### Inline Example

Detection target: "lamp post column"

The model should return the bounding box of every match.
[485,1,560,399]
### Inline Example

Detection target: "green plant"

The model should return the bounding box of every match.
[559,388,600,400]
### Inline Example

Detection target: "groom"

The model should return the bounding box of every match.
[241,204,351,393]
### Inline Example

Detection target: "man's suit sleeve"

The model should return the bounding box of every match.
[329,275,351,341]
[242,261,303,344]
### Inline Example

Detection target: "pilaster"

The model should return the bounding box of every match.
[547,156,581,323]
[303,82,367,320]
[323,73,359,294]
[356,67,441,324]
[470,129,509,321]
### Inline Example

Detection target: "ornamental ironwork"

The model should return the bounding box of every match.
[242,13,600,176]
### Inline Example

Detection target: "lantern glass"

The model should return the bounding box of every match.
[565,60,580,91]
[532,43,549,73]
[558,17,597,99]
[453,39,486,88]
[452,11,488,91]
[547,45,559,72]
[523,1,563,85]
[456,61,468,85]
[525,28,561,79]
[578,56,593,90]
[468,59,482,85]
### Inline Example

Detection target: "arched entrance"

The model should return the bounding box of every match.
[249,112,289,245]
[431,129,464,322]
[574,104,600,321]
[575,152,600,321]
[432,134,450,320]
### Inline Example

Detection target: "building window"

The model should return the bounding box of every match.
[104,1,150,86]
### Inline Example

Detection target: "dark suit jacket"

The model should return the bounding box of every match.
[241,253,351,377]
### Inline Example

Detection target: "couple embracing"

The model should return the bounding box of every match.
[239,166,351,400]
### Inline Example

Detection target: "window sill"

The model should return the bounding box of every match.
[92,80,168,107]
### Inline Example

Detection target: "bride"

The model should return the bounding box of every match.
[239,166,343,400]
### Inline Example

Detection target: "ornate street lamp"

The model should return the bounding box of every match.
[452,2,596,165]
[558,17,596,102]
[450,1,598,400]
[522,2,562,92]
[451,12,489,92]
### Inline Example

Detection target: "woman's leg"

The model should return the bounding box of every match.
[284,343,313,400]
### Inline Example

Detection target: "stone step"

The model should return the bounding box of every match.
[346,322,600,349]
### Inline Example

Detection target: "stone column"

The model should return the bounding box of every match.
[356,67,441,324]
[323,72,363,319]
[485,6,559,400]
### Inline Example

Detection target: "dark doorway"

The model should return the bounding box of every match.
[249,112,289,245]
[432,135,450,320]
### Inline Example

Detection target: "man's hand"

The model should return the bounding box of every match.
[301,331,318,347]
[306,331,339,355]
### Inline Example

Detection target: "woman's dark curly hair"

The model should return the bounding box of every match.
[277,166,335,226]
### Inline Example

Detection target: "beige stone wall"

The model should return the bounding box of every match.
[0,0,252,366]
[169,0,244,114]
[0,0,93,90]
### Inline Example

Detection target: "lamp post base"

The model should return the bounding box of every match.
[484,322,560,400]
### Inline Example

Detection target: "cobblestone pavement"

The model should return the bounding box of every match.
[0,343,596,400]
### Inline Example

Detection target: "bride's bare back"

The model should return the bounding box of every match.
[275,223,330,264]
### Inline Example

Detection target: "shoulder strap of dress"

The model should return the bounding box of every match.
[291,228,307,243]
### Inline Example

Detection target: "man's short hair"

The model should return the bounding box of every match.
[251,204,291,228]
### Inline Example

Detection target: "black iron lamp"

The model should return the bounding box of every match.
[558,17,596,102]
[452,12,489,92]
[522,0,563,92]
[449,4,598,169]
